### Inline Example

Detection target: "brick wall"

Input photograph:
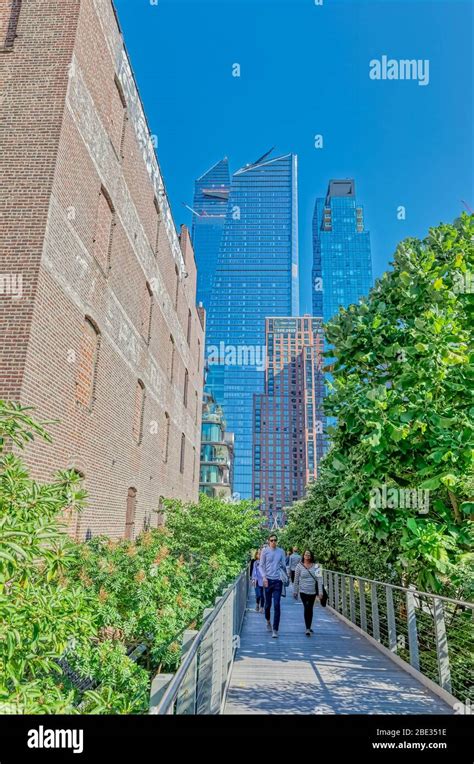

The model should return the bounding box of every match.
[0,0,204,538]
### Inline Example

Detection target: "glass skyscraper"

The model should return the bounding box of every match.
[312,179,372,322]
[253,317,325,528]
[204,151,299,498]
[191,158,230,310]
[312,179,372,454]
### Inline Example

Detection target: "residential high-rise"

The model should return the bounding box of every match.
[200,391,234,499]
[191,158,230,310]
[312,179,372,322]
[0,0,204,539]
[253,317,325,527]
[204,151,299,498]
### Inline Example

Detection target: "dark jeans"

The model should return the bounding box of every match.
[300,592,317,629]
[290,569,296,584]
[264,578,282,631]
[255,584,265,608]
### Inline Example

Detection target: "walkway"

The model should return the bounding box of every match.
[224,588,452,715]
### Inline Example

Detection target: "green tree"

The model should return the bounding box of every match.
[286,214,473,593]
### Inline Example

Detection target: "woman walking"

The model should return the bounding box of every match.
[251,549,265,612]
[293,550,323,636]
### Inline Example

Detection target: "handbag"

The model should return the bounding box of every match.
[279,554,289,587]
[320,586,328,607]
[306,566,327,606]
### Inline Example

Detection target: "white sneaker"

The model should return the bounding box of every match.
[272,630,278,638]
[266,621,272,631]
[305,629,311,636]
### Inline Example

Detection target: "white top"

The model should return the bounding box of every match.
[294,562,323,596]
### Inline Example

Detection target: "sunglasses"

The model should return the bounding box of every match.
[269,538,277,542]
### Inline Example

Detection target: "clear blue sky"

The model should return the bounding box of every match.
[114,0,473,313]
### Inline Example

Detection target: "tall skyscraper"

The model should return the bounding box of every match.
[253,317,325,527]
[205,151,299,498]
[312,179,372,322]
[191,158,230,310]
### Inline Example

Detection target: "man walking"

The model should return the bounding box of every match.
[288,547,301,584]
[260,534,287,638]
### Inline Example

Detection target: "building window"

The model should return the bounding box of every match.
[180,433,185,474]
[197,339,201,373]
[93,187,114,273]
[183,369,189,407]
[163,412,170,463]
[169,335,175,382]
[195,390,198,425]
[76,317,100,410]
[111,76,127,158]
[192,446,196,482]
[125,487,137,540]
[132,380,145,444]
[141,282,153,343]
[1,0,21,50]
[187,309,192,345]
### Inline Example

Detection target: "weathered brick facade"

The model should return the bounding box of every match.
[0,0,204,539]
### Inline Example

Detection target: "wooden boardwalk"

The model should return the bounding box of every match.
[223,587,452,715]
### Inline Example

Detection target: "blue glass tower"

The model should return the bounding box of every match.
[312,179,372,322]
[205,151,299,498]
[312,179,373,454]
[191,158,230,310]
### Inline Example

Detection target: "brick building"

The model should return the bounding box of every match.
[0,0,204,538]
[253,317,325,527]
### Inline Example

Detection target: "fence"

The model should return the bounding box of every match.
[149,567,249,714]
[323,569,473,704]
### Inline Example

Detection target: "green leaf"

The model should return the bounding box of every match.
[407,518,419,535]
[418,476,441,490]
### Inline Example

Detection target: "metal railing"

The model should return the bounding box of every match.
[149,568,249,714]
[323,569,474,704]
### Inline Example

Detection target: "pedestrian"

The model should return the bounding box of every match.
[293,550,323,636]
[259,533,287,638]
[288,546,302,584]
[251,549,265,612]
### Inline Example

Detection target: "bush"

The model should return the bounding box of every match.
[0,401,261,713]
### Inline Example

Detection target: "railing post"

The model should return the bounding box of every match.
[328,571,334,608]
[433,597,452,693]
[341,575,347,618]
[334,573,340,613]
[349,576,356,624]
[149,673,173,714]
[385,586,397,652]
[358,578,367,632]
[196,607,214,714]
[406,589,420,671]
[175,629,198,714]
[371,582,380,642]
[210,596,224,713]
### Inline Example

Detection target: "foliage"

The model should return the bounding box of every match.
[0,402,259,714]
[163,493,264,603]
[285,215,473,594]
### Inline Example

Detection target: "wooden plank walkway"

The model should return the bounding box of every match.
[223,587,452,715]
